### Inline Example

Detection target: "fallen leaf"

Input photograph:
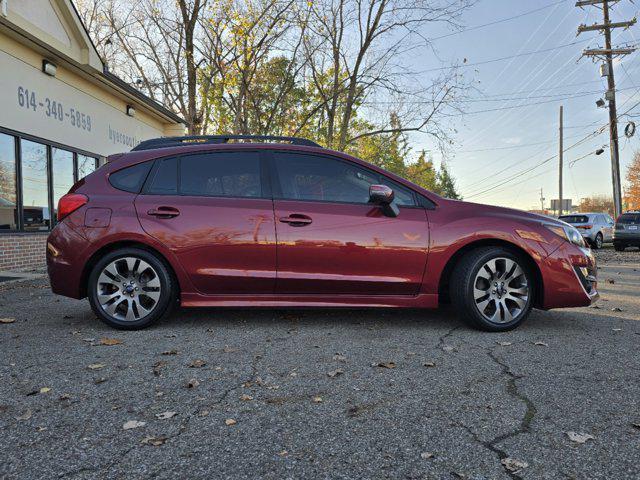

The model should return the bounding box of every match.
[333,354,347,362]
[501,458,528,473]
[0,318,15,324]
[186,378,200,388]
[239,394,253,401]
[533,341,548,347]
[496,341,512,346]
[566,431,595,443]
[612,328,622,332]
[371,361,396,369]
[277,450,288,457]
[327,369,344,378]
[225,418,237,426]
[442,345,455,352]
[59,393,71,401]
[123,420,146,430]
[162,349,178,356]
[188,359,206,368]
[605,278,615,284]
[99,338,123,346]
[39,387,51,394]
[590,305,601,309]
[155,411,177,420]
[312,396,323,403]
[87,363,105,370]
[94,377,107,385]
[141,435,167,446]
[611,307,623,312]
[153,361,167,377]
[420,452,434,459]
[423,362,436,367]
[16,410,32,421]
[199,409,209,417]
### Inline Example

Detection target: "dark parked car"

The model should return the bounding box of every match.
[613,211,640,251]
[47,135,598,332]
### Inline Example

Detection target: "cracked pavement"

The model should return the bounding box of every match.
[1,248,639,479]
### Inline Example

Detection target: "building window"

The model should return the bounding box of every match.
[0,133,18,230]
[21,140,50,231]
[78,154,97,179]
[52,148,74,220]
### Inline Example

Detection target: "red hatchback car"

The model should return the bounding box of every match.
[47,135,598,331]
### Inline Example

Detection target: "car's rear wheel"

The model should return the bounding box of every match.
[614,243,626,252]
[451,247,534,332]
[88,248,175,329]
[593,232,603,249]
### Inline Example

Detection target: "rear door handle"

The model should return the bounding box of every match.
[279,214,312,226]
[147,206,180,218]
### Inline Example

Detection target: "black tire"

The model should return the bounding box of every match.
[450,247,535,332]
[88,247,175,330]
[613,243,626,252]
[592,232,603,249]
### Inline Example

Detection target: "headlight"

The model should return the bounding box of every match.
[545,224,586,247]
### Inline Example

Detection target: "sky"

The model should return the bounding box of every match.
[407,0,640,211]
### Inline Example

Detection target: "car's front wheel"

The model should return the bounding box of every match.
[451,247,534,331]
[88,248,175,329]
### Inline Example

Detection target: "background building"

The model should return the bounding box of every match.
[0,0,184,271]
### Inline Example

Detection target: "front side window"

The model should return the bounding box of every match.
[21,140,50,231]
[180,152,262,198]
[0,133,17,230]
[273,152,416,206]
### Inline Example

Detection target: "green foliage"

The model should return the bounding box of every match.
[436,161,462,199]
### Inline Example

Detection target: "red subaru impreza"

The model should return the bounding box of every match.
[47,135,598,331]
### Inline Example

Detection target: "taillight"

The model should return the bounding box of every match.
[57,193,88,221]
[575,225,593,230]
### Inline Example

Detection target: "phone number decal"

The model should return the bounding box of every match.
[17,86,92,131]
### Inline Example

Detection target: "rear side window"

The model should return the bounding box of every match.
[617,214,640,224]
[147,157,178,194]
[109,162,152,193]
[559,215,589,224]
[180,152,262,198]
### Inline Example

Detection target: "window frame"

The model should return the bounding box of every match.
[141,149,272,200]
[0,126,100,233]
[267,150,425,209]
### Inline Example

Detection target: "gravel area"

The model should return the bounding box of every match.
[0,247,639,479]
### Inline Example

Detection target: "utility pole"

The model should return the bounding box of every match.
[540,188,545,213]
[559,105,564,216]
[576,0,637,218]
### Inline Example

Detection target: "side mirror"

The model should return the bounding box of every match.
[369,184,399,217]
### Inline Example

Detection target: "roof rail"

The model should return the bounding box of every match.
[131,135,321,151]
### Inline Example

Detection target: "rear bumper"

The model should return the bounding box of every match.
[47,222,90,299]
[613,231,640,244]
[539,243,598,309]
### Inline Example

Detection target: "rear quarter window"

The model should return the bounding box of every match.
[109,162,152,193]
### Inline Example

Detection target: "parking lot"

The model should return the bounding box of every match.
[1,247,639,479]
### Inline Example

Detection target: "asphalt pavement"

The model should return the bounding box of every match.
[0,247,639,479]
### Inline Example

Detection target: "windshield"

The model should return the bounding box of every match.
[559,215,589,224]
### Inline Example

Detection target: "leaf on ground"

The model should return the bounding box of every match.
[420,452,434,459]
[611,307,623,312]
[87,363,105,370]
[442,345,455,352]
[39,387,51,394]
[501,458,528,472]
[16,409,32,421]
[533,341,548,347]
[423,362,436,367]
[155,411,177,420]
[99,338,123,346]
[605,278,615,284]
[225,418,237,426]
[162,349,178,356]
[327,369,344,378]
[0,318,15,324]
[239,394,253,401]
[333,354,347,362]
[277,450,288,457]
[566,431,595,443]
[312,396,323,403]
[94,377,107,385]
[590,305,601,309]
[188,359,206,368]
[141,435,168,446]
[122,420,146,430]
[186,378,200,388]
[612,328,622,332]
[496,341,512,346]
[153,361,167,377]
[59,393,71,401]
[371,361,396,369]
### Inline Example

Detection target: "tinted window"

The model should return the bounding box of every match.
[52,148,74,221]
[147,157,178,194]
[0,133,17,230]
[21,140,49,231]
[180,152,262,198]
[559,215,589,224]
[273,152,415,206]
[617,214,640,224]
[109,162,152,193]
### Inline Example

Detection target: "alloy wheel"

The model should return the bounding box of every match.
[96,257,162,322]
[472,257,529,324]
[595,234,603,249]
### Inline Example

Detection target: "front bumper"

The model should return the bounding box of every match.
[539,243,598,309]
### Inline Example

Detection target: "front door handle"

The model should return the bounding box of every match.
[147,206,180,218]
[279,214,312,226]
